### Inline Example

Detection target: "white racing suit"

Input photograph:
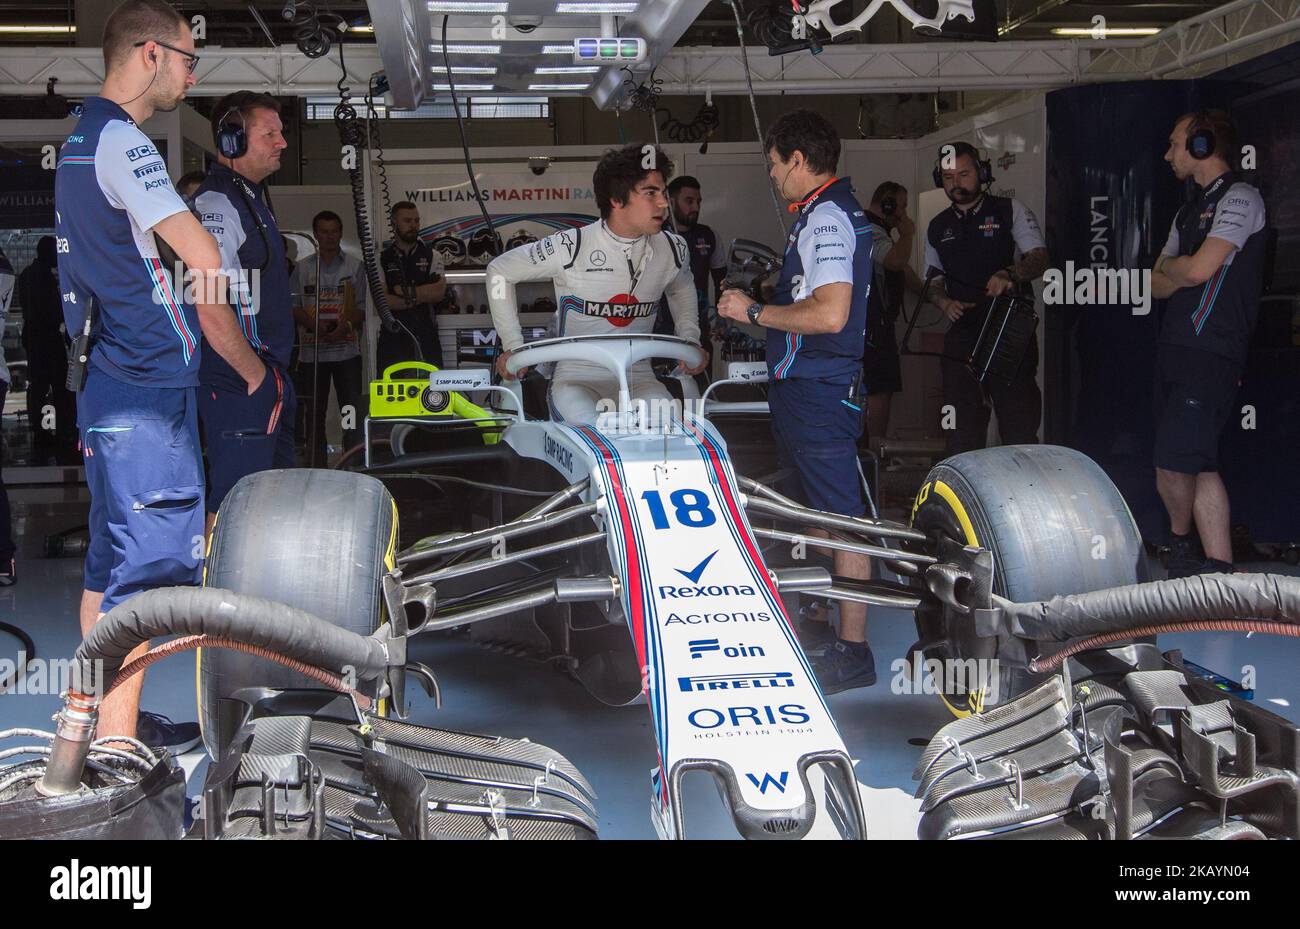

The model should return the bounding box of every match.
[487,220,701,423]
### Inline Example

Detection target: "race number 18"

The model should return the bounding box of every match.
[641,489,716,529]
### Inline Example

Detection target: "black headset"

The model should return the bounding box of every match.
[217,103,249,160]
[1185,111,1217,161]
[933,143,994,188]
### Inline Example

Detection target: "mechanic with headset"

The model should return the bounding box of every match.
[717,110,876,694]
[1151,110,1266,578]
[862,181,926,444]
[488,143,708,424]
[54,0,264,748]
[193,90,295,536]
[924,141,1051,456]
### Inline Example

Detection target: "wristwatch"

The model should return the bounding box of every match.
[746,302,764,326]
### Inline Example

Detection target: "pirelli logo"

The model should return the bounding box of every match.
[133,161,167,179]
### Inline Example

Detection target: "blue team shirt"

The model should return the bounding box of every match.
[766,177,871,383]
[55,96,200,388]
[194,163,293,385]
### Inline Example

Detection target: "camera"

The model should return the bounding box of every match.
[528,156,552,176]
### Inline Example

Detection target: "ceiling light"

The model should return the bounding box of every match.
[1052,26,1159,37]
[555,3,639,13]
[432,83,496,91]
[430,44,502,54]
[431,65,498,74]
[535,66,601,74]
[427,2,510,13]
[0,25,77,33]
[542,45,575,54]
[529,83,591,91]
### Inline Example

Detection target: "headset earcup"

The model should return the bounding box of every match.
[932,164,943,188]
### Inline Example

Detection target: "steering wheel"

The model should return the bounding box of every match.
[505,334,706,412]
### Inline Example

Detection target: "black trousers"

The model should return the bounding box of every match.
[940,322,1041,456]
[26,353,78,450]
[377,311,443,373]
[295,355,365,467]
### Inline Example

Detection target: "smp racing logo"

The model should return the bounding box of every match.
[543,433,575,476]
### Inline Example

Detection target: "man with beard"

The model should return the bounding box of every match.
[1150,110,1265,577]
[379,202,447,369]
[55,0,267,748]
[654,176,726,372]
[924,142,1050,455]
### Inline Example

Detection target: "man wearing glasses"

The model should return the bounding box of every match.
[54,0,268,749]
[487,143,708,423]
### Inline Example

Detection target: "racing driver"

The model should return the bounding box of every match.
[488,144,708,423]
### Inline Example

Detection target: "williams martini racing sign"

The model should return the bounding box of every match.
[383,164,600,268]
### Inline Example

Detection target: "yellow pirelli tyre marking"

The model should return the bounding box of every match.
[913,479,987,718]
[376,497,400,718]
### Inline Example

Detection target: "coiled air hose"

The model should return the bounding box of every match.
[979,573,1300,672]
[39,587,396,796]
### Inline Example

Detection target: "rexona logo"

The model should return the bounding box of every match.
[49,859,152,909]
[688,638,765,659]
[688,703,810,734]
[678,671,794,692]
[746,771,789,794]
[664,611,771,625]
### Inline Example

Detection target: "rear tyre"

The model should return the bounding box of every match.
[199,468,398,757]
[911,444,1147,713]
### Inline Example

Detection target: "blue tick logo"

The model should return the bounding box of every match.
[675,550,718,584]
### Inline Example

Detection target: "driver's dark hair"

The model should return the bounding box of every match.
[593,144,674,219]
[763,110,840,176]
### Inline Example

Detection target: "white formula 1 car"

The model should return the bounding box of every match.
[181,332,1300,841]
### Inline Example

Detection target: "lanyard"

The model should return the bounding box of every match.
[790,177,839,217]
[604,221,652,294]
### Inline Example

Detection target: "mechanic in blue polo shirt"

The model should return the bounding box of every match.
[55,0,271,746]
[193,90,294,535]
[717,110,877,694]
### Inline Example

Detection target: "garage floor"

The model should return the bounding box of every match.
[3,484,1298,839]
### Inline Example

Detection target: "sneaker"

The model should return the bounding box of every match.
[136,711,202,755]
[1165,532,1203,579]
[810,640,877,695]
[1195,558,1235,575]
[796,616,836,652]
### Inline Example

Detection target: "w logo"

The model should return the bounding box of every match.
[745,771,789,795]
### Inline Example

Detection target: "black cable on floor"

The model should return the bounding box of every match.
[0,622,36,694]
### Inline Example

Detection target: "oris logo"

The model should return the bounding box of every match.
[687,703,811,730]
